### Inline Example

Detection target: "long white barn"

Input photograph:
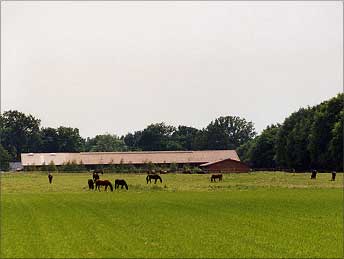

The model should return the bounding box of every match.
[21,150,240,167]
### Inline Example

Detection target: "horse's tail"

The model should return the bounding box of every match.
[108,182,113,192]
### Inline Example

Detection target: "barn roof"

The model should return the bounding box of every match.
[21,150,240,166]
[200,157,244,167]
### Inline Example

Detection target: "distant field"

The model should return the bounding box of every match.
[1,172,343,258]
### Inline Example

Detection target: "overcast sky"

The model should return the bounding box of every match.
[1,1,342,138]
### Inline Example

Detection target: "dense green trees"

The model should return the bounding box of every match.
[122,117,256,151]
[238,93,343,171]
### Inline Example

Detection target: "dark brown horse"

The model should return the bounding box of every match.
[48,173,53,184]
[211,174,223,182]
[146,174,162,184]
[95,179,113,192]
[115,179,128,190]
[93,172,100,181]
[310,170,317,179]
[88,179,94,190]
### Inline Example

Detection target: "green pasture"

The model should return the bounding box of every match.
[1,172,343,258]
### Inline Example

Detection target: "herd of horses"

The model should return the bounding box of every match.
[48,169,337,191]
[85,171,167,192]
[83,171,222,192]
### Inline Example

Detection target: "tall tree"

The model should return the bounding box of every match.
[137,123,176,151]
[275,107,314,170]
[0,144,11,170]
[171,126,199,150]
[85,134,127,152]
[205,116,256,150]
[56,126,84,152]
[328,112,343,171]
[123,131,143,151]
[308,93,343,169]
[0,110,42,160]
[40,127,59,152]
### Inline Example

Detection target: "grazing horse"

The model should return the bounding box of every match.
[95,179,113,192]
[146,174,162,184]
[211,174,223,182]
[93,172,100,181]
[310,170,317,179]
[115,179,128,190]
[331,171,336,181]
[88,179,94,190]
[48,173,53,184]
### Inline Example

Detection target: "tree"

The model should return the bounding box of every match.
[0,144,10,171]
[123,131,143,151]
[249,124,280,168]
[205,116,256,150]
[0,110,42,160]
[308,93,343,170]
[85,134,127,152]
[275,107,315,170]
[137,123,176,151]
[172,126,199,150]
[56,127,84,152]
[328,114,343,171]
[40,127,59,152]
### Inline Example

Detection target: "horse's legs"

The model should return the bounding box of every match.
[154,179,157,184]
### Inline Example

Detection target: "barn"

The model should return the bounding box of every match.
[20,150,249,173]
[200,158,250,173]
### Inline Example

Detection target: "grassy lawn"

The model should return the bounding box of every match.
[1,172,343,258]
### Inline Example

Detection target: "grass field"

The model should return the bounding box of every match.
[1,172,343,258]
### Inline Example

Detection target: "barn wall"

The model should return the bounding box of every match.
[203,160,250,173]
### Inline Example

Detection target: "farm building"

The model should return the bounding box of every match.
[20,150,249,173]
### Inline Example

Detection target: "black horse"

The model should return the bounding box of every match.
[48,173,53,184]
[115,179,128,190]
[331,171,336,181]
[95,179,113,192]
[310,170,317,179]
[146,174,162,184]
[88,179,94,190]
[93,172,100,181]
[211,174,223,182]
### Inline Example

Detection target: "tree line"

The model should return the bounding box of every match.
[237,93,343,171]
[0,93,342,171]
[0,111,256,170]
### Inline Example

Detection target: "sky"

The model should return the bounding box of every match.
[1,1,342,138]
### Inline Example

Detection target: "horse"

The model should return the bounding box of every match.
[88,179,94,190]
[146,174,162,184]
[93,172,100,181]
[310,170,317,179]
[114,179,128,190]
[331,171,336,181]
[48,173,53,184]
[211,174,223,182]
[95,179,113,192]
